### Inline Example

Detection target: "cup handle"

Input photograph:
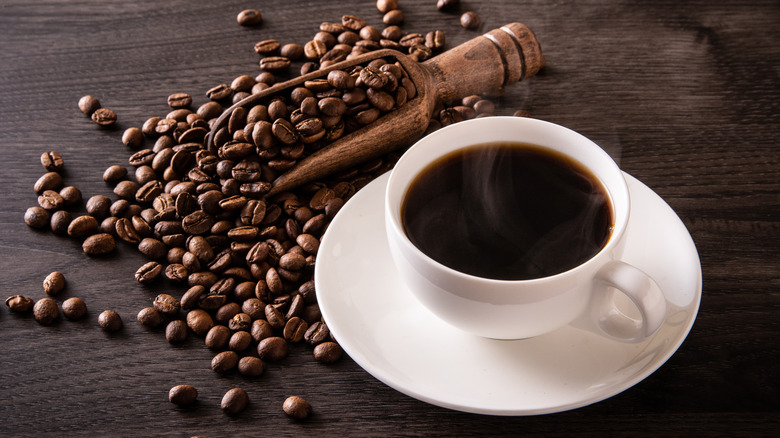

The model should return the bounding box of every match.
[583,261,667,342]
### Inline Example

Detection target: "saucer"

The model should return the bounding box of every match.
[316,172,702,416]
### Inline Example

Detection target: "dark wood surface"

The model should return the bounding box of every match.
[1,0,778,436]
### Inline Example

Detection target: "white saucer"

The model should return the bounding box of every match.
[316,172,702,416]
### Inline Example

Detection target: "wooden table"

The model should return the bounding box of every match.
[1,0,777,435]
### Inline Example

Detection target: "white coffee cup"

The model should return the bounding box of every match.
[385,116,667,341]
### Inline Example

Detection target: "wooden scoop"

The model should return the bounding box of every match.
[206,23,544,197]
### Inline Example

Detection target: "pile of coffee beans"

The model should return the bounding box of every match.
[15,3,534,420]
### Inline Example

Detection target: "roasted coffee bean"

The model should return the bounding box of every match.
[206,84,232,102]
[229,331,252,352]
[383,9,404,25]
[264,303,286,330]
[91,108,117,126]
[137,307,164,328]
[46,210,71,236]
[367,88,395,111]
[376,0,398,13]
[304,40,327,60]
[212,350,239,373]
[5,295,34,312]
[237,356,264,377]
[103,164,128,183]
[98,309,123,331]
[115,218,141,244]
[205,324,231,349]
[61,297,87,321]
[34,172,62,194]
[304,321,330,346]
[221,387,249,415]
[67,215,99,239]
[154,293,181,316]
[167,92,192,109]
[129,149,156,167]
[33,298,59,325]
[229,312,252,332]
[182,210,214,235]
[271,118,298,145]
[296,234,320,254]
[165,264,189,283]
[283,316,308,343]
[40,151,64,172]
[43,271,66,296]
[169,384,198,406]
[84,195,110,219]
[437,0,459,10]
[399,33,424,48]
[78,95,101,115]
[254,39,280,55]
[165,320,188,343]
[100,216,119,235]
[313,341,343,363]
[260,56,291,72]
[136,180,162,204]
[460,11,481,29]
[409,43,433,61]
[214,302,241,325]
[24,206,50,228]
[122,127,144,148]
[283,396,312,420]
[179,285,204,310]
[138,237,166,260]
[135,261,163,284]
[280,43,304,60]
[250,319,272,343]
[187,309,214,336]
[342,14,366,31]
[237,9,262,26]
[257,336,288,361]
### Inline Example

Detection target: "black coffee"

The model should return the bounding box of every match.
[401,142,613,280]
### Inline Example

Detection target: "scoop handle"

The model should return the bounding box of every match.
[424,22,544,103]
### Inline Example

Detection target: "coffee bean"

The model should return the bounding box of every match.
[137,307,164,328]
[229,330,252,352]
[67,215,98,238]
[304,40,328,60]
[40,151,64,172]
[167,93,192,109]
[169,384,198,406]
[212,350,239,373]
[154,293,181,316]
[166,320,188,343]
[237,356,264,377]
[122,127,144,149]
[260,56,291,73]
[229,312,252,332]
[83,233,116,255]
[135,261,163,284]
[187,309,213,336]
[33,192,61,212]
[383,9,404,25]
[34,172,62,194]
[283,316,308,343]
[313,341,343,363]
[221,387,249,415]
[460,11,481,29]
[115,217,141,244]
[164,263,189,283]
[237,9,262,26]
[280,43,304,61]
[62,297,87,321]
[304,321,330,346]
[24,206,50,228]
[92,108,117,126]
[98,309,123,331]
[43,271,66,296]
[5,295,34,312]
[214,301,240,325]
[257,336,288,361]
[59,186,82,207]
[33,298,59,325]
[103,165,127,183]
[283,396,312,420]
[78,95,101,115]
[205,324,230,349]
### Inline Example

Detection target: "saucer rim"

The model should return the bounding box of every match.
[316,171,702,416]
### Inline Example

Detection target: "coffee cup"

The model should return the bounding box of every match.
[385,116,667,341]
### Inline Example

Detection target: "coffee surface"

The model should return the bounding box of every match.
[401,142,613,280]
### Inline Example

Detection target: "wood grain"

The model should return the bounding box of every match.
[1,0,778,436]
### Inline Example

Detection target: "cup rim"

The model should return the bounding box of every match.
[385,116,630,285]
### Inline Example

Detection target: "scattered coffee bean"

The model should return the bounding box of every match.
[137,306,164,328]
[49,210,72,235]
[257,336,288,361]
[166,320,188,343]
[437,0,459,11]
[169,384,198,406]
[34,172,62,194]
[376,0,398,13]
[229,330,253,352]
[91,108,117,126]
[167,93,192,109]
[122,127,144,148]
[40,151,64,172]
[153,293,181,316]
[24,206,50,228]
[237,356,264,377]
[5,295,35,312]
[221,387,249,415]
[205,324,231,350]
[186,309,213,336]
[78,95,101,115]
[43,271,66,296]
[38,190,64,210]
[83,233,116,255]
[33,298,59,325]
[460,11,481,29]
[59,186,82,207]
[237,9,262,26]
[98,309,123,331]
[62,297,87,320]
[313,341,343,363]
[383,9,404,25]
[283,396,312,420]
